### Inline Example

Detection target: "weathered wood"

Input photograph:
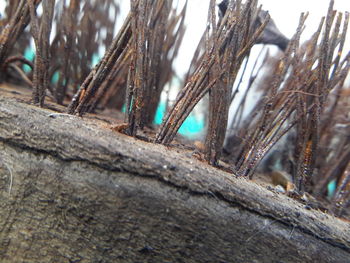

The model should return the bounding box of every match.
[0,94,349,262]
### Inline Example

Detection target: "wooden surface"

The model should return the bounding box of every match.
[0,93,349,262]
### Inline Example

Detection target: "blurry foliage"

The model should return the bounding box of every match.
[50,0,119,104]
[0,0,120,105]
[0,0,40,83]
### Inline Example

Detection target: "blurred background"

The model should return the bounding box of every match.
[0,0,349,137]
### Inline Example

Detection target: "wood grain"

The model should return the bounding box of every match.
[0,94,349,262]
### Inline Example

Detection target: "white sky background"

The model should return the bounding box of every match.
[1,0,348,76]
[0,0,348,96]
[174,0,350,77]
[174,0,350,126]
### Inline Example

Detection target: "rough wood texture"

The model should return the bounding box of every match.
[0,94,349,262]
